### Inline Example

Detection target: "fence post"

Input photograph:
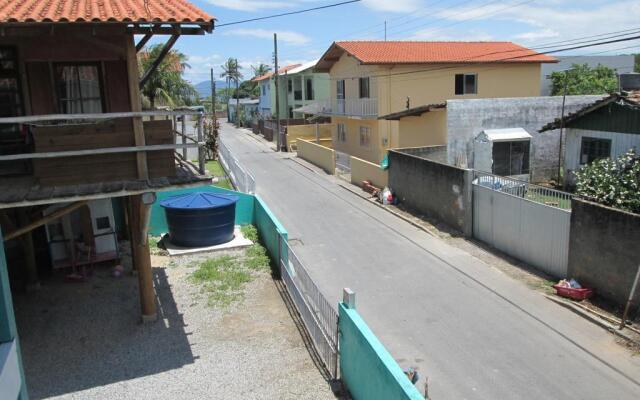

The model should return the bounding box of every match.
[197,112,205,174]
[463,168,474,238]
[181,114,187,160]
[343,288,356,309]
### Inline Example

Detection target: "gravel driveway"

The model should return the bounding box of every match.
[15,246,335,400]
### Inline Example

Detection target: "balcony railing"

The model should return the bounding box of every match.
[313,98,378,118]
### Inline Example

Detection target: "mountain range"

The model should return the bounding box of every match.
[194,80,229,99]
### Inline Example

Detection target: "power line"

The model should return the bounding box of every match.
[215,0,361,28]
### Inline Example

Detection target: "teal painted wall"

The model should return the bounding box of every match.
[339,303,425,400]
[148,186,255,236]
[0,229,28,399]
[253,196,288,268]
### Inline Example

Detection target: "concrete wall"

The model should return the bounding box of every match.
[564,128,640,184]
[395,145,448,164]
[297,139,336,174]
[287,123,333,141]
[445,96,604,182]
[351,156,388,189]
[568,199,640,307]
[339,302,424,400]
[389,150,472,236]
[540,55,635,96]
[397,111,447,148]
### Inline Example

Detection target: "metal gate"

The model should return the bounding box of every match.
[279,240,339,378]
[472,172,572,278]
[335,151,351,181]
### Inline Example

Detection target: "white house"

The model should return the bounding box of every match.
[540,92,640,185]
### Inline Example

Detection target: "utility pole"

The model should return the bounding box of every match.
[384,21,387,41]
[210,68,216,116]
[557,70,569,186]
[274,33,282,151]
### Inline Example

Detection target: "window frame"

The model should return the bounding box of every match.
[53,62,105,114]
[359,126,371,148]
[454,73,477,95]
[305,77,314,100]
[287,78,292,93]
[337,123,347,142]
[359,77,370,99]
[579,136,612,165]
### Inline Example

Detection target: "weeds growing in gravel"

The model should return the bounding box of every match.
[241,224,259,242]
[189,228,270,307]
[148,236,168,256]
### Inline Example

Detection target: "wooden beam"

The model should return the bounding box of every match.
[128,194,157,321]
[0,143,201,162]
[126,35,149,180]
[139,34,180,89]
[4,201,87,241]
[0,110,202,124]
[135,33,153,52]
[127,26,205,36]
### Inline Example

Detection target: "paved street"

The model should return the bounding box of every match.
[220,122,640,400]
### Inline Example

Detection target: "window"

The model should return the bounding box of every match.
[359,77,370,98]
[262,85,266,95]
[455,73,477,95]
[96,216,111,230]
[288,106,293,118]
[580,137,611,165]
[55,64,103,113]
[287,79,292,93]
[336,79,345,100]
[337,123,346,142]
[493,140,530,176]
[359,126,371,148]
[305,78,314,100]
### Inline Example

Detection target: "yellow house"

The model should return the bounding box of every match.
[314,41,557,163]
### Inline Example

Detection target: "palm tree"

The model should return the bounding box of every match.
[251,63,271,79]
[138,45,198,111]
[220,58,243,122]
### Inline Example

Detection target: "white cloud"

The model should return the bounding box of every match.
[410,28,494,41]
[514,29,560,42]
[205,0,290,12]
[361,0,422,12]
[224,28,311,45]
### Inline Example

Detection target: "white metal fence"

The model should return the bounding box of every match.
[280,240,339,378]
[314,98,378,118]
[217,140,256,194]
[472,171,573,277]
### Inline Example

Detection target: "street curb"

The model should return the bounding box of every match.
[544,294,640,345]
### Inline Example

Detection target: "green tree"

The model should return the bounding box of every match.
[138,45,198,109]
[574,149,640,213]
[550,64,618,96]
[635,54,640,73]
[251,63,271,78]
[220,58,243,121]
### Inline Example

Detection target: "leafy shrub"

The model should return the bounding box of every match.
[574,149,640,213]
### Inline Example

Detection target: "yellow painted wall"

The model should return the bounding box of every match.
[286,124,333,150]
[350,156,388,189]
[297,139,335,174]
[397,110,447,148]
[331,117,392,163]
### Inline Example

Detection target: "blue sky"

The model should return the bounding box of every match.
[159,0,640,84]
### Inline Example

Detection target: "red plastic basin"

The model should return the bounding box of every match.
[552,285,593,300]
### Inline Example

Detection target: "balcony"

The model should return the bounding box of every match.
[313,99,378,118]
[0,110,211,208]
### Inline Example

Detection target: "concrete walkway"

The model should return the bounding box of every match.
[221,122,640,400]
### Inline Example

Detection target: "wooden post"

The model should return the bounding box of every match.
[16,209,39,291]
[128,194,156,322]
[126,35,149,180]
[181,114,187,160]
[197,112,205,174]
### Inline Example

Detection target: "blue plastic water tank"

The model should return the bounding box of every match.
[160,192,239,247]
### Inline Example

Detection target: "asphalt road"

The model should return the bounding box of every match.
[220,122,640,400]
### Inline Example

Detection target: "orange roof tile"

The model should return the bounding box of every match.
[0,0,214,26]
[317,41,556,71]
[253,64,302,82]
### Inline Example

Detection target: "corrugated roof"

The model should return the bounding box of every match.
[0,0,214,26]
[253,64,301,82]
[480,128,532,142]
[317,41,556,72]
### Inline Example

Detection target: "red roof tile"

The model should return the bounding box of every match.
[332,41,556,65]
[0,0,214,26]
[253,64,302,82]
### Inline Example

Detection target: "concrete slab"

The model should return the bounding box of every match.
[163,227,252,256]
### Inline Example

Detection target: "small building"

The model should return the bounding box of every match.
[228,98,259,124]
[540,91,640,185]
[0,1,215,397]
[473,128,532,180]
[253,64,300,119]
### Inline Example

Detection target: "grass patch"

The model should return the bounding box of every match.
[148,236,167,256]
[241,224,259,242]
[205,160,233,190]
[188,230,270,307]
